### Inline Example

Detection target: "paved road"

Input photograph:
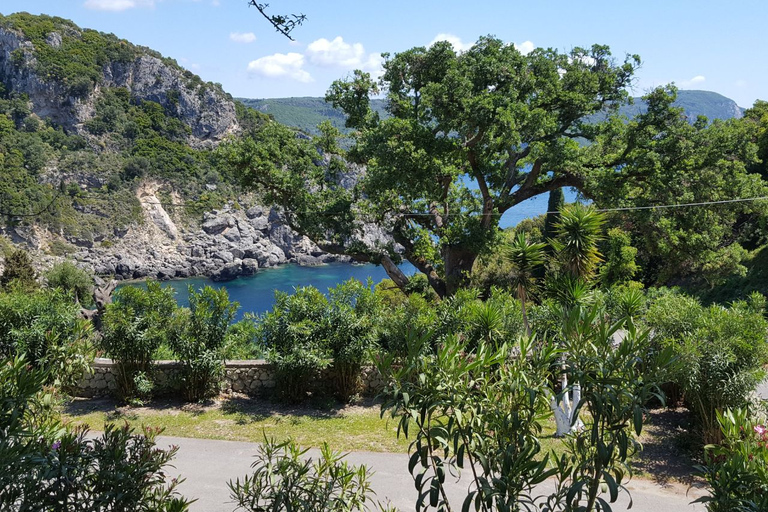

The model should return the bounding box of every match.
[159,435,707,512]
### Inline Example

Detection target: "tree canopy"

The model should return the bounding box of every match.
[226,36,767,297]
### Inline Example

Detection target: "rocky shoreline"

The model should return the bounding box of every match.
[76,201,350,283]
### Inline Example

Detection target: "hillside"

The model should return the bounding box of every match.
[0,12,345,281]
[239,90,743,136]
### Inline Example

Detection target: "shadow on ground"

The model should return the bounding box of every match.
[633,408,703,489]
[63,393,380,425]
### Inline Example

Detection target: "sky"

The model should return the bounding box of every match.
[0,0,765,107]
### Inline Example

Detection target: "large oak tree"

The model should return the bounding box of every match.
[225,36,765,296]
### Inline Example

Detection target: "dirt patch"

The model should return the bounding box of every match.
[633,407,705,491]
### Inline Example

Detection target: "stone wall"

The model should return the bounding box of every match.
[76,358,386,398]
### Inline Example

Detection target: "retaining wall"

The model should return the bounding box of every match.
[76,358,387,398]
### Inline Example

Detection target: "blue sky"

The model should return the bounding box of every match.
[1,0,765,107]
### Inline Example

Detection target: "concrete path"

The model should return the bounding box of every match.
[159,435,707,512]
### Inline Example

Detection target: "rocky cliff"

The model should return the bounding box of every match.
[0,15,239,148]
[0,13,346,281]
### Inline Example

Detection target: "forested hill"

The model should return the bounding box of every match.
[239,90,743,136]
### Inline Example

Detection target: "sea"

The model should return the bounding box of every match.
[120,188,578,318]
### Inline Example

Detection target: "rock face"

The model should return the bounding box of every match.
[0,24,239,148]
[61,185,349,282]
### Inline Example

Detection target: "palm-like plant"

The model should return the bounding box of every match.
[551,204,606,280]
[505,232,547,335]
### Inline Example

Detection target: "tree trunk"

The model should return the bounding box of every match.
[380,255,411,291]
[442,247,477,297]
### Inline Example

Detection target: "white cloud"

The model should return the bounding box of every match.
[230,32,256,44]
[247,53,313,83]
[515,40,535,55]
[83,0,154,11]
[679,75,706,87]
[428,33,472,53]
[306,37,365,67]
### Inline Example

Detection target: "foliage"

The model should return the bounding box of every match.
[505,232,547,334]
[599,227,639,286]
[1,248,38,290]
[228,437,393,512]
[326,279,380,399]
[590,87,768,285]
[257,286,333,402]
[0,288,94,389]
[695,408,768,512]
[551,205,605,281]
[99,281,178,401]
[221,314,262,360]
[378,333,561,511]
[257,280,381,402]
[45,261,94,305]
[0,356,191,511]
[169,286,238,401]
[549,305,675,511]
[645,289,768,443]
[230,37,641,297]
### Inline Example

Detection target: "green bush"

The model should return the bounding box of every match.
[0,289,94,389]
[221,314,261,360]
[695,408,768,512]
[646,289,768,443]
[99,281,178,401]
[229,437,391,512]
[257,286,332,402]
[45,261,94,305]
[1,248,37,290]
[0,356,191,511]
[169,286,238,402]
[326,279,380,399]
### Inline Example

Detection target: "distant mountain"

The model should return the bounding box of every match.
[239,90,743,136]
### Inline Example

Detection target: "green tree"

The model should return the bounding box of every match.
[226,38,639,297]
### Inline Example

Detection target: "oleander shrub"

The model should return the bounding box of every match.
[257,286,332,402]
[0,288,94,389]
[695,408,768,512]
[0,356,191,511]
[169,286,238,402]
[229,437,393,512]
[646,289,768,443]
[99,281,178,401]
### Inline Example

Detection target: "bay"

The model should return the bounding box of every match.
[121,188,578,318]
[122,261,416,320]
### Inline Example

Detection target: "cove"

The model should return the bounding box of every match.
[120,261,417,320]
[120,188,578,318]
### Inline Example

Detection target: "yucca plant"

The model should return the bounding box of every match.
[505,232,547,335]
[550,204,605,280]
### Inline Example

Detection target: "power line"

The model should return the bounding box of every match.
[135,194,768,217]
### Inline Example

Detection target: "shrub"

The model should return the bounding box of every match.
[99,281,178,401]
[45,261,94,305]
[646,290,768,443]
[1,248,37,290]
[229,437,393,512]
[169,286,238,401]
[257,286,332,402]
[0,289,94,389]
[221,314,261,360]
[326,279,380,399]
[695,408,768,512]
[0,356,191,511]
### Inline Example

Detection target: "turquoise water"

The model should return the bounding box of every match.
[123,262,416,320]
[122,188,578,317]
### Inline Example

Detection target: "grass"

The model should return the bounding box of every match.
[62,398,698,486]
[62,396,410,453]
